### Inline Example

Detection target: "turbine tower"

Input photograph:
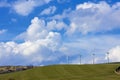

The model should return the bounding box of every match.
[66,55,69,64]
[79,54,82,64]
[107,52,109,63]
[92,53,95,64]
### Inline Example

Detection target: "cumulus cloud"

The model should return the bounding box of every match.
[12,0,52,16]
[40,6,56,15]
[108,46,120,62]
[0,17,63,65]
[51,1,120,35]
[17,17,62,52]
[17,17,47,41]
[47,19,67,31]
[66,1,120,35]
[16,17,64,42]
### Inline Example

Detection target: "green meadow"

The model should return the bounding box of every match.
[0,64,120,80]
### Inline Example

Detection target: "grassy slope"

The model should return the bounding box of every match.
[0,64,120,80]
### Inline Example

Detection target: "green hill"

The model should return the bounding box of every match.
[0,64,120,80]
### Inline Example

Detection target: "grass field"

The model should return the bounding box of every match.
[0,64,119,80]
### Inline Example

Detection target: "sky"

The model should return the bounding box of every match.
[0,0,120,66]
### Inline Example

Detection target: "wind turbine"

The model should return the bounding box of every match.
[66,55,69,64]
[79,54,82,64]
[107,52,109,63]
[91,48,105,64]
[92,53,95,64]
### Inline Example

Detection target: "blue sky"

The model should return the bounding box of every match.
[0,0,120,65]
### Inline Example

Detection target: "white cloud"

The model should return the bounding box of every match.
[12,0,52,16]
[40,6,56,15]
[0,29,7,34]
[16,17,62,52]
[67,1,120,35]
[76,2,93,10]
[108,46,120,62]
[51,1,120,35]
[16,17,67,41]
[0,17,63,65]
[47,19,67,31]
[18,17,47,41]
